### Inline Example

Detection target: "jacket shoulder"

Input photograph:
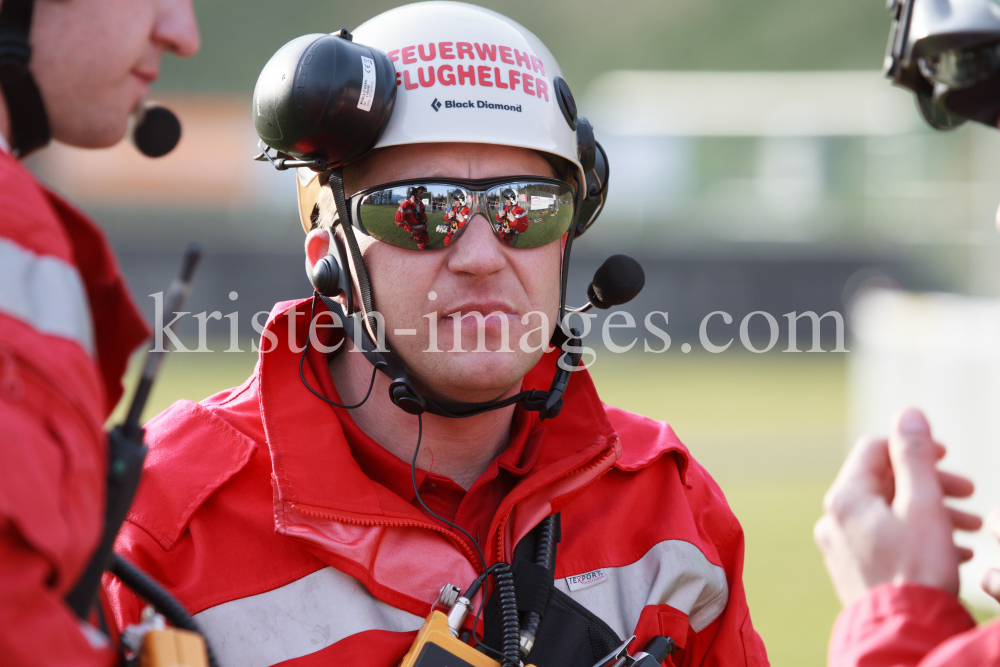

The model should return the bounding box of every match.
[0,152,72,260]
[581,404,741,566]
[126,379,263,551]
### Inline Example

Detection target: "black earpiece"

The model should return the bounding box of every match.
[253,29,397,169]
[309,232,354,314]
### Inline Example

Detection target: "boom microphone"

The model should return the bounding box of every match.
[585,254,645,309]
[131,103,182,158]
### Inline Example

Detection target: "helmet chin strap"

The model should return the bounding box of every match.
[324,167,584,421]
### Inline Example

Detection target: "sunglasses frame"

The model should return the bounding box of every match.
[345,176,577,250]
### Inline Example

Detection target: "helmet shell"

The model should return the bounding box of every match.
[352,1,582,180]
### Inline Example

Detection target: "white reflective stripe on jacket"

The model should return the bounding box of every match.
[0,237,94,355]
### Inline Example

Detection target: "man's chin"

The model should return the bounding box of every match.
[414,356,532,406]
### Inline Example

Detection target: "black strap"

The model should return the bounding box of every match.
[484,516,622,667]
[0,0,50,156]
[328,170,376,330]
[513,559,554,616]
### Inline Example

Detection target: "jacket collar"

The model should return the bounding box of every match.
[258,298,688,557]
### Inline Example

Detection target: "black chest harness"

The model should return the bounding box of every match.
[482,515,644,667]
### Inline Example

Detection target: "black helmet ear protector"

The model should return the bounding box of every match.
[886,0,1000,130]
[0,0,183,158]
[255,29,636,421]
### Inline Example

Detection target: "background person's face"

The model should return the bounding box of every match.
[343,142,564,403]
[30,0,200,148]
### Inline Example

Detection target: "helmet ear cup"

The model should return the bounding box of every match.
[576,139,609,234]
[253,30,397,168]
[575,117,596,174]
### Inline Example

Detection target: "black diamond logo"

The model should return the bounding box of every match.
[431,98,442,112]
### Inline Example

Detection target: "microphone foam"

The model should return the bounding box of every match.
[131,104,181,158]
[586,254,645,309]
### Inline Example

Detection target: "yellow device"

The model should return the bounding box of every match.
[139,628,209,667]
[399,610,502,667]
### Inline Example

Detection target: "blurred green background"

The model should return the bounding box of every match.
[161,0,890,93]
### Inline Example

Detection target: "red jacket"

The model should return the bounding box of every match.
[395,198,428,230]
[829,584,1000,666]
[0,149,148,665]
[107,299,768,667]
[497,204,528,233]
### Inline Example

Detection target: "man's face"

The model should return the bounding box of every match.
[342,142,564,403]
[30,0,199,148]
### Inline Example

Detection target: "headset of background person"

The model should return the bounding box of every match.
[0,0,199,664]
[815,1,1000,665]
[103,3,769,667]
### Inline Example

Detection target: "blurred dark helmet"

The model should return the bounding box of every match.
[886,0,1000,130]
[501,188,516,202]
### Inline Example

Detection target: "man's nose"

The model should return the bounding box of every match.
[446,213,506,279]
[154,0,201,58]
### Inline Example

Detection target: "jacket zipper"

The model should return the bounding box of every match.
[290,503,486,573]
[494,442,618,564]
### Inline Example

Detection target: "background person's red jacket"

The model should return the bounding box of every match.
[0,149,148,666]
[107,299,768,667]
[829,584,1000,666]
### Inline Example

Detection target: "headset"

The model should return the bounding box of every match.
[254,29,619,423]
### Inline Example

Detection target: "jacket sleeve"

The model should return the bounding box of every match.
[0,400,113,667]
[828,584,978,667]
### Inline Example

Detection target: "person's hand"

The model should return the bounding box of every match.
[814,408,980,605]
[980,509,1000,602]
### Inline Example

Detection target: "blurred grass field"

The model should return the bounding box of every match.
[116,347,848,665]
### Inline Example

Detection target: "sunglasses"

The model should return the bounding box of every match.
[345,177,577,251]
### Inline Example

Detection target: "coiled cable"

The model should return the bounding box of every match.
[492,562,521,667]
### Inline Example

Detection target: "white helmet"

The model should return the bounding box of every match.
[279,2,600,233]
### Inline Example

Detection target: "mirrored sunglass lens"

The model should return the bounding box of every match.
[487,182,575,248]
[358,185,471,251]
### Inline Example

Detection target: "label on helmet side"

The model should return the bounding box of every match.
[358,56,376,112]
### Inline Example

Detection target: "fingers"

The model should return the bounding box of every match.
[958,545,975,563]
[982,568,1000,603]
[948,507,983,532]
[986,508,1000,541]
[889,408,946,514]
[826,437,892,508]
[938,470,975,499]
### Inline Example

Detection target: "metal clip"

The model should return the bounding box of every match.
[592,636,636,667]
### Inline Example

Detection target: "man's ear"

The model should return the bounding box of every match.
[304,228,332,274]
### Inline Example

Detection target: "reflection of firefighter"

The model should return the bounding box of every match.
[495,188,528,245]
[394,186,430,249]
[443,189,470,247]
